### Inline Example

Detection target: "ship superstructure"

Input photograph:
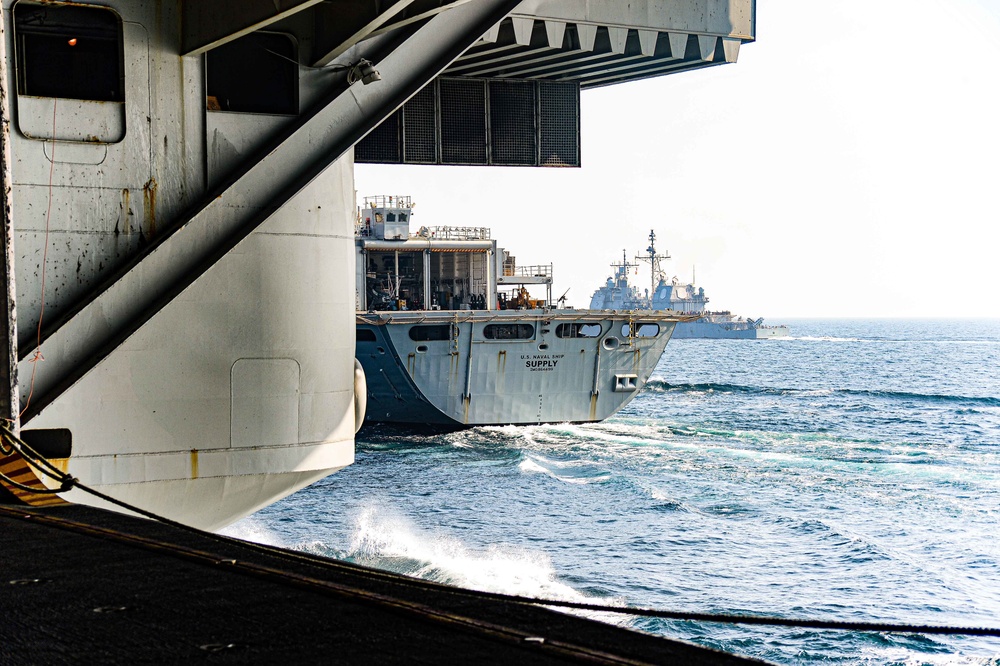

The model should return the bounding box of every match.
[355,198,696,427]
[590,231,789,340]
[0,0,756,528]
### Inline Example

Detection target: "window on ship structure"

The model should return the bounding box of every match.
[207,31,298,115]
[15,3,124,102]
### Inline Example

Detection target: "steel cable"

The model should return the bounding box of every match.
[3,424,999,639]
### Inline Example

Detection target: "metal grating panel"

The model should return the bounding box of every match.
[539,82,579,167]
[355,109,401,163]
[489,80,537,166]
[440,78,487,165]
[355,77,579,168]
[403,84,437,163]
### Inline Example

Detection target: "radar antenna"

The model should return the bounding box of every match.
[608,249,639,288]
[635,229,670,305]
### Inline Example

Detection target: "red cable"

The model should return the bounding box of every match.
[19,98,57,419]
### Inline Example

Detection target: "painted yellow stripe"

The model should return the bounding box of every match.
[0,450,68,506]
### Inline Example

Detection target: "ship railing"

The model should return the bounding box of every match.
[422,225,491,240]
[503,264,552,279]
[362,194,413,209]
[357,309,702,325]
[354,223,491,241]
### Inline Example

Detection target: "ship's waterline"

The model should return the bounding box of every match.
[235,318,1000,665]
[591,230,789,339]
[353,197,695,427]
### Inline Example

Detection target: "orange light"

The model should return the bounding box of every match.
[67,38,77,46]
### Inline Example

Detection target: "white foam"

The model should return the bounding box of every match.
[344,503,627,623]
[518,457,551,475]
[518,454,611,485]
[649,487,672,502]
[791,335,864,342]
[217,515,287,547]
[860,646,1000,666]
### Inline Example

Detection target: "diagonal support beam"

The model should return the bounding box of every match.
[182,0,324,56]
[362,0,482,45]
[311,0,420,67]
[312,0,482,67]
[20,0,523,423]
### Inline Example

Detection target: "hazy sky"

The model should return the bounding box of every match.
[356,0,1000,319]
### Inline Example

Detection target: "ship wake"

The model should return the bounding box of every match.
[342,503,629,623]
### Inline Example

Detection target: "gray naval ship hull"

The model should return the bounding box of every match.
[357,311,680,427]
[672,316,790,339]
[590,232,789,342]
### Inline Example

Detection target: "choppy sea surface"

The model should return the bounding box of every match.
[226,318,1000,665]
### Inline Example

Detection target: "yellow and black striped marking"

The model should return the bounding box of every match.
[0,438,68,507]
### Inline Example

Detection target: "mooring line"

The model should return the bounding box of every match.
[2,425,998,640]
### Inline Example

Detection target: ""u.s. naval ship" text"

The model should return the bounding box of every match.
[355,199,697,427]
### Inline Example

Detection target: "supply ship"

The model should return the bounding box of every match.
[590,231,789,339]
[355,198,696,427]
[0,0,756,531]
[0,3,778,664]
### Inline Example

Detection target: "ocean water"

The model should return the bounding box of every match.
[226,318,1000,665]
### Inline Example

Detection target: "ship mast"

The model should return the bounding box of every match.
[636,229,670,303]
[609,249,638,286]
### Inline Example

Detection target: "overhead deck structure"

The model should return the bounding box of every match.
[458,2,752,88]
[0,0,754,529]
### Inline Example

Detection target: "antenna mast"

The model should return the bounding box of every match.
[635,229,670,303]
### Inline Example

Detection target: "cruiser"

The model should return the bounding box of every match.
[590,231,789,339]
[355,198,696,427]
[0,0,755,530]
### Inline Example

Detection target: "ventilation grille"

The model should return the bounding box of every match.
[539,82,579,167]
[355,110,400,163]
[357,77,580,168]
[403,84,436,163]
[440,79,487,165]
[489,80,536,166]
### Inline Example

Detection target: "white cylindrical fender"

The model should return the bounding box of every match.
[353,358,367,433]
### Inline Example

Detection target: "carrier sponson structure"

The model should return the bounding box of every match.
[0,0,754,528]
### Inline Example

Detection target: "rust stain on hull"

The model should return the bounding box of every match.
[121,188,131,233]
[143,177,158,236]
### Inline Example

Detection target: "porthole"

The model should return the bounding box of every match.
[409,324,454,341]
[15,3,124,102]
[483,323,534,340]
[556,322,602,338]
[621,323,660,338]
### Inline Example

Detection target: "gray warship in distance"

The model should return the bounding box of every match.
[355,198,697,427]
[590,231,789,339]
[0,0,756,531]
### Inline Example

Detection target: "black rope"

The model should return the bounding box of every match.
[0,505,660,666]
[0,468,69,494]
[0,431,73,494]
[3,424,999,639]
